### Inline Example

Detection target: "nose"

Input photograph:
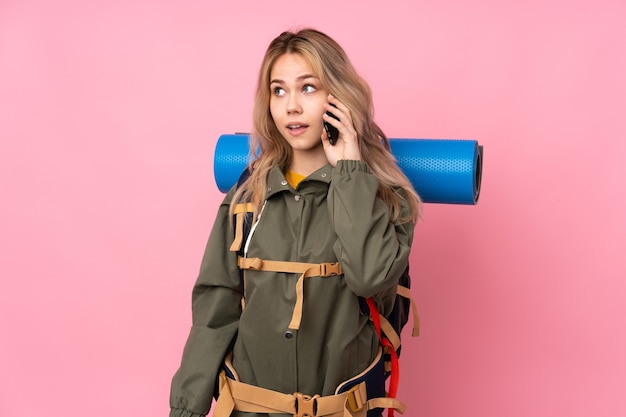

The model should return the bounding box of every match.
[286,93,302,114]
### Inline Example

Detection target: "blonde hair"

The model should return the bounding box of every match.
[231,28,420,223]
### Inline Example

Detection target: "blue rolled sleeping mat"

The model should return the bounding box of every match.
[214,133,483,205]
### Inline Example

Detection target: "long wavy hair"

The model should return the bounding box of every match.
[231,28,420,223]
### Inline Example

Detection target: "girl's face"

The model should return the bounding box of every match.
[269,53,328,157]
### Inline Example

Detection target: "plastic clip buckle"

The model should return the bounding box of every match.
[321,262,341,277]
[294,392,319,417]
[345,384,365,412]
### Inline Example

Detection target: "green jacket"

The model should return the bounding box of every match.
[170,160,415,417]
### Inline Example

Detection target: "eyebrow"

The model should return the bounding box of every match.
[270,74,319,84]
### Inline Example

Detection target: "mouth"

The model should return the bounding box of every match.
[286,123,309,135]
[287,123,309,130]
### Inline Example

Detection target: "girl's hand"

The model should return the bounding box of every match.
[321,95,361,166]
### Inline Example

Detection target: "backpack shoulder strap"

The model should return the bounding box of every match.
[229,168,255,253]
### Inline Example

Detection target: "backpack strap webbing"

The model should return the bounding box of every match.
[365,298,401,417]
[214,354,407,417]
[395,285,420,337]
[237,256,343,330]
[229,202,255,252]
[215,375,370,417]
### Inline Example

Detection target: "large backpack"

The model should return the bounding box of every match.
[229,168,419,417]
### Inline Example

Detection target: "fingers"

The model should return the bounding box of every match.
[323,95,356,142]
[322,94,361,161]
[324,95,346,124]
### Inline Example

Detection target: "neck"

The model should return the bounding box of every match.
[289,148,329,176]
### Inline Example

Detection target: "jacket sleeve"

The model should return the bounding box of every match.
[328,159,415,315]
[170,189,242,417]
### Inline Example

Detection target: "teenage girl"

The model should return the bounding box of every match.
[170,28,420,417]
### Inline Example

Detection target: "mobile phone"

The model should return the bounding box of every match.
[324,104,340,145]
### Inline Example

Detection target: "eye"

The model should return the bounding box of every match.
[273,86,286,96]
[303,84,317,93]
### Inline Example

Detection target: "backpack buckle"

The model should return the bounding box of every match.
[294,392,319,417]
[345,383,366,412]
[320,262,342,277]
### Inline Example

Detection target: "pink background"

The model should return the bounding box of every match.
[1,1,625,416]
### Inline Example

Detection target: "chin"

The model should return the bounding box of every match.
[283,133,322,150]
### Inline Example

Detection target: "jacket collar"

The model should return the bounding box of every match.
[266,164,333,199]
